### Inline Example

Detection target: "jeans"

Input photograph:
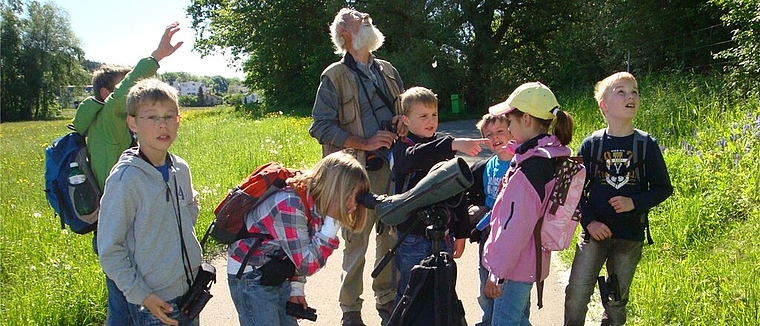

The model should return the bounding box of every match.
[564,235,643,326]
[340,166,397,312]
[228,269,298,326]
[106,276,133,326]
[476,227,493,326]
[492,279,533,326]
[394,233,453,304]
[128,295,198,326]
[94,233,133,326]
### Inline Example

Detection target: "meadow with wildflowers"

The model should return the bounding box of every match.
[1,74,759,324]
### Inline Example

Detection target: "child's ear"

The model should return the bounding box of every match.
[99,87,111,101]
[127,115,138,133]
[402,115,410,126]
[598,100,608,116]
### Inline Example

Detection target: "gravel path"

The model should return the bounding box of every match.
[199,119,569,325]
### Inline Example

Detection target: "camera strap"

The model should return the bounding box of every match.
[344,54,397,123]
[170,171,194,289]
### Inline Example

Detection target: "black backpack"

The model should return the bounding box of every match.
[388,252,466,326]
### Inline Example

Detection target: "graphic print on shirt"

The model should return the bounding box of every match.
[602,148,637,189]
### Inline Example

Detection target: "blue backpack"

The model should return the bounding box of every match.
[44,125,101,234]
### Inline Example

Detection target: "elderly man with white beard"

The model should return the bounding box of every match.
[309,8,405,326]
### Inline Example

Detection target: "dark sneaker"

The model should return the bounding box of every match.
[376,300,396,325]
[341,311,366,326]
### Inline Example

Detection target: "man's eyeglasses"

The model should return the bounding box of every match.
[138,115,181,125]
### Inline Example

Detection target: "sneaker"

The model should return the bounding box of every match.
[376,300,396,325]
[341,311,366,326]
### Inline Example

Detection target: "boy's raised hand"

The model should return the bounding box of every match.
[452,138,487,156]
[151,21,184,62]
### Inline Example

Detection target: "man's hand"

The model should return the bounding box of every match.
[587,221,612,241]
[359,130,398,151]
[142,294,178,325]
[392,114,408,137]
[152,21,184,62]
[452,138,487,156]
[608,196,635,213]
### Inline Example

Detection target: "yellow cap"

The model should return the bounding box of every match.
[489,82,559,120]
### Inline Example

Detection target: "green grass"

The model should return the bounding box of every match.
[1,74,759,324]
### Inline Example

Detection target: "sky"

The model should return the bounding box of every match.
[52,0,246,79]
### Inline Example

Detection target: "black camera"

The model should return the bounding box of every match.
[179,262,216,320]
[380,120,397,134]
[597,274,621,304]
[286,301,318,321]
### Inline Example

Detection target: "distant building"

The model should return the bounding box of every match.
[172,81,207,97]
[60,85,94,108]
[244,93,262,104]
[228,84,250,94]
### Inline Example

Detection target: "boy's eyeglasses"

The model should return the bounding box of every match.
[138,115,181,125]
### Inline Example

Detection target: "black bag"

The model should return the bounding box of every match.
[258,256,296,286]
[389,252,466,326]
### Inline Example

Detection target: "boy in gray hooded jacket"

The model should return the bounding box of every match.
[98,78,201,326]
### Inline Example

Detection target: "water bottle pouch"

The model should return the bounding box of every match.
[67,147,102,225]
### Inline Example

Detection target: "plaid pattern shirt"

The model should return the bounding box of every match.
[228,188,340,277]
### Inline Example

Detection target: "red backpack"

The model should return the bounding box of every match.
[201,162,311,247]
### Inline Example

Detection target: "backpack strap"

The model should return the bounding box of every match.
[236,185,311,279]
[587,129,606,188]
[632,129,653,244]
[236,233,274,279]
[533,216,545,309]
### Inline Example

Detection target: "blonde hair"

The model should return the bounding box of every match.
[475,113,509,138]
[126,78,179,117]
[92,65,131,101]
[400,86,438,116]
[289,151,370,232]
[594,72,637,104]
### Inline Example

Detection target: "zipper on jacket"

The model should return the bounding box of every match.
[503,202,515,230]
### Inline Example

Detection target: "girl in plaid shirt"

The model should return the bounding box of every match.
[227,151,370,326]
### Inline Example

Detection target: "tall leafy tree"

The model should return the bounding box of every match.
[1,1,87,121]
[188,0,344,111]
[711,0,760,93]
[1,5,25,122]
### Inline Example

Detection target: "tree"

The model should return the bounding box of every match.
[1,1,87,121]
[210,75,228,94]
[1,6,25,122]
[188,0,343,110]
[711,0,760,93]
[197,85,205,106]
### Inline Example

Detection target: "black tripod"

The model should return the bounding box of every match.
[372,204,466,326]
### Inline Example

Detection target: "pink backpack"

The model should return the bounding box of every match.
[535,156,586,251]
[534,156,585,309]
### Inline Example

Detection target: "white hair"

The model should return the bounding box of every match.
[330,8,384,55]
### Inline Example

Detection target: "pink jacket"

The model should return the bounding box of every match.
[482,135,572,283]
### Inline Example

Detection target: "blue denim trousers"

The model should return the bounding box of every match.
[105,276,133,326]
[491,279,533,326]
[394,233,453,304]
[94,234,133,326]
[476,228,493,326]
[128,295,199,326]
[564,235,643,326]
[228,268,298,326]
